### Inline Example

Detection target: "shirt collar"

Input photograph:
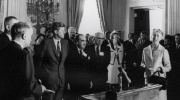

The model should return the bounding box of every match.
[77,47,83,54]
[53,37,61,43]
[6,33,12,41]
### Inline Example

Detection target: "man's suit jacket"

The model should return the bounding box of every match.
[35,37,69,86]
[0,41,42,100]
[135,39,152,65]
[0,32,10,50]
[65,46,90,89]
[85,44,110,72]
[124,40,138,64]
[65,46,89,71]
[170,44,180,63]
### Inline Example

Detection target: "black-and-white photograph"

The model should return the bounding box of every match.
[0,0,179,100]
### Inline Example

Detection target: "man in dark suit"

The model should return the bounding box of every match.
[135,31,151,85]
[64,27,77,52]
[65,34,91,99]
[0,22,46,100]
[35,22,68,100]
[85,32,110,92]
[124,33,139,86]
[101,31,111,47]
[0,16,18,49]
[135,31,152,65]
[167,33,180,100]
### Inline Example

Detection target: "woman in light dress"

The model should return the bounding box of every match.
[107,31,131,91]
[141,29,171,100]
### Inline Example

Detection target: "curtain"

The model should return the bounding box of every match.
[0,0,4,31]
[167,0,180,35]
[1,0,29,31]
[96,0,126,33]
[96,0,111,32]
[67,0,85,32]
[6,0,29,22]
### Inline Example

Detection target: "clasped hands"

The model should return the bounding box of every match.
[148,67,163,74]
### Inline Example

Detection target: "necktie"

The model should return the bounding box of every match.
[140,40,144,46]
[57,41,61,57]
[96,45,99,56]
[80,49,82,56]
[79,49,84,59]
[177,45,179,50]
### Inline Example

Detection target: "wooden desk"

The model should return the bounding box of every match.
[80,84,162,100]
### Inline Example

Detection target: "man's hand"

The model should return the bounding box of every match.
[133,62,137,67]
[41,85,46,93]
[148,68,155,74]
[90,81,93,89]
[67,83,70,90]
[157,67,163,73]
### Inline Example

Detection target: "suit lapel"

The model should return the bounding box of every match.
[60,39,65,60]
[50,38,59,59]
[146,46,153,60]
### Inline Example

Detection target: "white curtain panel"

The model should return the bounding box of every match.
[167,0,180,35]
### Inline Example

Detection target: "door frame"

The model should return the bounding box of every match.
[124,1,166,40]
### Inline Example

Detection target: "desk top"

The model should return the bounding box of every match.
[81,84,162,100]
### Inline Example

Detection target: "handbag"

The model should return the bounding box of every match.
[149,68,167,90]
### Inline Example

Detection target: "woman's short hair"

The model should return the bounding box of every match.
[110,31,120,41]
[153,28,163,36]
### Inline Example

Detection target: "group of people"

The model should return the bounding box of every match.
[0,16,178,100]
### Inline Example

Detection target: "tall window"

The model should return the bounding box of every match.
[78,0,102,36]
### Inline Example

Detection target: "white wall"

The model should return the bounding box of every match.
[149,9,163,40]
[125,0,166,40]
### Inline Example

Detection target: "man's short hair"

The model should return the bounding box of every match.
[74,34,84,43]
[165,35,171,40]
[94,32,104,38]
[140,31,147,35]
[175,33,180,37]
[35,34,45,42]
[11,22,31,40]
[52,22,65,34]
[105,31,111,36]
[4,16,17,32]
[68,27,75,30]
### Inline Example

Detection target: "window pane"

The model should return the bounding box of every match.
[78,0,102,36]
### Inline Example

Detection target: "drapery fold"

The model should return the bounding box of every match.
[167,0,180,35]
[96,0,126,33]
[0,0,29,31]
[67,0,85,32]
[0,0,4,31]
[96,0,112,32]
